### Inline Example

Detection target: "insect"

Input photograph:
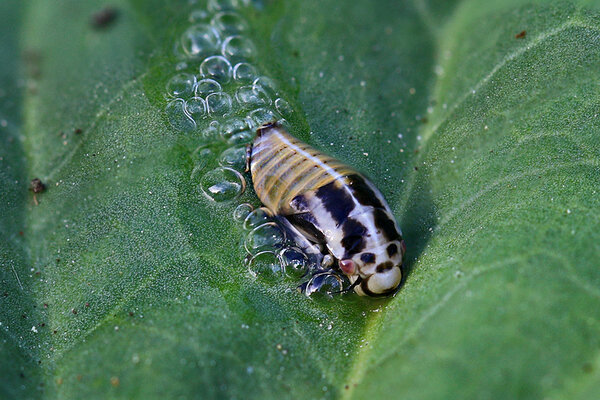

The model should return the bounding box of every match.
[247,121,406,296]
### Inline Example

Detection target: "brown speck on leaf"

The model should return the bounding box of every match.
[74,128,83,135]
[19,372,25,379]
[72,309,78,315]
[128,311,134,317]
[345,385,349,390]
[43,303,48,308]
[56,377,63,385]
[414,166,419,171]
[91,7,119,29]
[85,302,90,307]
[420,116,428,124]
[515,30,526,39]
[18,231,24,236]
[53,330,57,334]
[110,376,120,387]
[30,178,46,193]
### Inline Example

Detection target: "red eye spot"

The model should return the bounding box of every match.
[339,259,355,275]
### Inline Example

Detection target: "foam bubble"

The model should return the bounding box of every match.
[195,78,222,98]
[233,62,258,82]
[211,11,248,35]
[206,92,233,116]
[221,35,256,62]
[227,130,254,145]
[246,251,282,282]
[279,247,310,279]
[247,107,279,128]
[200,55,233,83]
[235,85,271,109]
[165,99,196,132]
[233,203,254,222]
[185,97,207,122]
[166,73,196,98]
[252,76,278,98]
[220,117,250,139]
[244,222,285,254]
[199,167,246,202]
[243,207,273,230]
[181,24,221,59]
[219,145,247,170]
[274,98,293,117]
[303,272,344,297]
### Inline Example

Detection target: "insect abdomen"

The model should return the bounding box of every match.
[250,124,356,214]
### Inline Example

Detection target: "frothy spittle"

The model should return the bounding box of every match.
[164,3,342,296]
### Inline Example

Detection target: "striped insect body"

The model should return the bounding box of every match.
[249,122,406,297]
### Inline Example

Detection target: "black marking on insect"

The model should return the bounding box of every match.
[248,121,406,297]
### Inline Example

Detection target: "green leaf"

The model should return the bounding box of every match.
[1,0,599,399]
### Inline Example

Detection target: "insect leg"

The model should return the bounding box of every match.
[274,215,325,266]
[245,142,253,173]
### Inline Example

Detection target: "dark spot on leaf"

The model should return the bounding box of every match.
[582,363,593,373]
[91,7,119,30]
[129,311,134,317]
[74,128,83,135]
[72,309,77,315]
[29,178,46,193]
[515,30,526,39]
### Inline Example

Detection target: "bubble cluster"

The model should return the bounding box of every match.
[164,4,344,297]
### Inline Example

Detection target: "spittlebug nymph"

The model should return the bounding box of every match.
[248,122,406,297]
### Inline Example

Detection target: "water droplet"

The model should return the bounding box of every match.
[235,85,271,109]
[247,107,279,128]
[246,251,282,283]
[233,62,258,82]
[227,130,254,145]
[233,203,253,222]
[165,99,196,132]
[199,167,245,202]
[211,12,248,35]
[195,78,222,98]
[274,98,293,117]
[200,55,232,83]
[206,92,233,116]
[221,35,256,62]
[279,247,309,279]
[220,117,249,139]
[189,9,209,23]
[219,145,247,170]
[185,97,207,122]
[252,76,278,98]
[166,73,196,98]
[303,272,344,297]
[245,222,285,254]
[243,207,272,230]
[181,24,221,59]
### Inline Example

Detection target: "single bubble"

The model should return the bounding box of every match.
[252,76,278,98]
[235,85,271,109]
[181,24,221,59]
[247,107,279,128]
[243,207,273,230]
[227,130,254,145]
[244,222,285,254]
[233,203,254,222]
[199,167,245,202]
[195,78,222,98]
[166,73,196,98]
[165,99,196,132]
[303,272,344,297]
[221,35,256,62]
[219,145,247,170]
[189,9,209,23]
[246,251,282,283]
[191,145,215,175]
[201,122,221,140]
[233,62,258,82]
[220,117,249,139]
[274,98,293,117]
[185,97,207,122]
[279,247,309,279]
[200,55,232,83]
[211,11,249,35]
[206,92,233,116]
